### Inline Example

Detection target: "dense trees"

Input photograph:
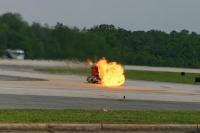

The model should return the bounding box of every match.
[90,25,200,68]
[0,12,114,61]
[0,12,200,68]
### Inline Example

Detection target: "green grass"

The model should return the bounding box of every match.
[125,70,200,84]
[0,109,199,124]
[35,68,200,84]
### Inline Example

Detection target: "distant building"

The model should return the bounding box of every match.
[3,49,25,60]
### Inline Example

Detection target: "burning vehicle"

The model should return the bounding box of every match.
[87,65,101,84]
[86,57,125,87]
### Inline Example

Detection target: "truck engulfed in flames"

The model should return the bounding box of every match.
[87,57,125,87]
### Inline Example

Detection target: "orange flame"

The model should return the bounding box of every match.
[96,57,125,87]
[87,60,93,66]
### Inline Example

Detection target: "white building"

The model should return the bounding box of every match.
[3,49,25,60]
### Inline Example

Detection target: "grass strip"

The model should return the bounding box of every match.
[0,109,200,124]
[35,68,200,84]
[125,70,200,84]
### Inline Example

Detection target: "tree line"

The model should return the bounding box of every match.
[0,12,200,68]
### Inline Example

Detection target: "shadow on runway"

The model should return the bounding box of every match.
[0,75,48,81]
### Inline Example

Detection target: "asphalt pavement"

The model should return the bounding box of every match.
[0,62,200,110]
[0,93,199,110]
[0,61,200,132]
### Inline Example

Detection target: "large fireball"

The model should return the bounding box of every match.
[96,57,125,87]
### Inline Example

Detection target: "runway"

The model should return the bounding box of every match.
[0,94,199,110]
[0,60,200,110]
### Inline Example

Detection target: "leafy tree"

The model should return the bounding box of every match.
[1,12,200,68]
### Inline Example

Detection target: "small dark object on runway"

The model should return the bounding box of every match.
[181,72,185,76]
[195,77,200,82]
